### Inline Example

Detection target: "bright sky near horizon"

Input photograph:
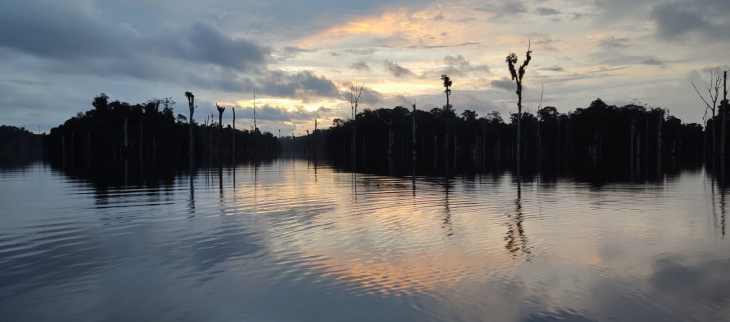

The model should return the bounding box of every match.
[1,0,728,134]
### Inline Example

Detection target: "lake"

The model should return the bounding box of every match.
[1,159,729,321]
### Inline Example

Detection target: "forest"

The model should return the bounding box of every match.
[4,45,727,177]
[41,93,280,165]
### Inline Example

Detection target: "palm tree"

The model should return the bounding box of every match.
[441,74,453,115]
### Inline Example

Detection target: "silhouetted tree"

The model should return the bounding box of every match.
[185,91,196,156]
[506,41,532,171]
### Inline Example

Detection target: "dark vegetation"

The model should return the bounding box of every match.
[42,93,280,166]
[0,125,43,163]
[320,98,709,171]
[1,43,726,180]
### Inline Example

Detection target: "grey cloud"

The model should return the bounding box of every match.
[0,0,130,61]
[191,70,340,101]
[350,60,371,72]
[254,70,340,100]
[439,55,490,77]
[539,65,564,72]
[383,60,414,77]
[529,33,560,52]
[491,78,517,92]
[275,46,314,61]
[340,82,384,105]
[651,0,730,41]
[599,55,667,68]
[237,104,323,122]
[536,7,561,15]
[599,36,630,49]
[0,1,271,72]
[475,1,527,17]
[344,48,378,55]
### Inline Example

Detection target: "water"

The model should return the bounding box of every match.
[1,160,729,321]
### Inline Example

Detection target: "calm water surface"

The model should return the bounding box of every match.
[1,160,729,321]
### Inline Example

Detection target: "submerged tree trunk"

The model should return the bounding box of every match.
[657,111,663,172]
[124,117,128,148]
[412,103,417,162]
[629,117,636,171]
[232,107,236,156]
[722,71,728,167]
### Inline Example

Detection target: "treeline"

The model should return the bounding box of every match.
[0,125,43,162]
[321,98,715,171]
[44,93,280,164]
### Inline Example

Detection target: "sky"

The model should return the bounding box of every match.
[1,0,729,135]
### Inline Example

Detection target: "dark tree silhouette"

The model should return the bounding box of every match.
[185,91,196,156]
[506,41,532,172]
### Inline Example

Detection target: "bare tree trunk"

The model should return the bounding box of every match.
[629,117,636,172]
[187,94,195,156]
[723,71,728,167]
[517,85,522,173]
[445,123,450,153]
[658,111,663,173]
[218,109,223,156]
[412,103,417,162]
[388,123,393,157]
[232,107,236,155]
[557,118,560,167]
[124,117,128,148]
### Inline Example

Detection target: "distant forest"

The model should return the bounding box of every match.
[287,98,711,169]
[39,93,280,164]
[2,55,728,175]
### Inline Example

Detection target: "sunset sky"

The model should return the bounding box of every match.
[1,0,728,135]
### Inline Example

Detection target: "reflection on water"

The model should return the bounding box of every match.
[1,159,729,321]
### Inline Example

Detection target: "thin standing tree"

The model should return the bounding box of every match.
[346,82,364,162]
[692,68,722,167]
[722,71,728,165]
[375,109,395,158]
[185,91,196,156]
[505,41,533,171]
[410,100,417,162]
[216,103,225,156]
[232,106,236,155]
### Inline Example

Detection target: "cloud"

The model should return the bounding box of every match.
[236,104,324,122]
[539,65,564,72]
[426,55,490,78]
[536,7,561,16]
[491,77,516,92]
[0,2,271,72]
[598,36,630,49]
[191,70,340,101]
[350,60,371,72]
[475,1,527,17]
[344,48,378,55]
[598,55,667,68]
[275,46,314,61]
[651,0,730,41]
[383,60,414,77]
[529,33,560,52]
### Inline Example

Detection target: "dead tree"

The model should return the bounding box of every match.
[345,82,364,162]
[376,109,395,157]
[185,92,196,156]
[410,100,417,162]
[692,68,722,166]
[216,103,225,156]
[232,106,236,155]
[536,83,544,164]
[506,41,533,171]
[723,71,728,164]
